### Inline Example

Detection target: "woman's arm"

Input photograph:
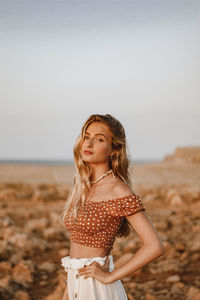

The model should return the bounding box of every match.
[78,210,165,284]
[108,211,164,283]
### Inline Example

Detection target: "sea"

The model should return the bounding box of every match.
[0,159,161,165]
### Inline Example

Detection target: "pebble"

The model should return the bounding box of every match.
[187,286,200,300]
[145,293,158,300]
[15,290,30,300]
[0,168,200,300]
[166,274,181,282]
[170,194,183,206]
[12,261,34,288]
[38,262,56,272]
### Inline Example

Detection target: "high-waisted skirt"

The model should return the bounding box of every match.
[61,254,128,300]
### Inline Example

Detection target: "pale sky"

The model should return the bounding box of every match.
[0,0,200,161]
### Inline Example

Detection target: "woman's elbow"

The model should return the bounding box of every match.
[155,242,165,257]
[147,239,165,258]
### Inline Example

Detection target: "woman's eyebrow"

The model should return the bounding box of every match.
[85,132,106,138]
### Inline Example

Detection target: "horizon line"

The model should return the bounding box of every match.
[0,158,163,165]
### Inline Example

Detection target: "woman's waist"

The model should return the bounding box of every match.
[69,240,110,258]
[61,254,114,271]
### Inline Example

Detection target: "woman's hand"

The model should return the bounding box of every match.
[77,256,113,284]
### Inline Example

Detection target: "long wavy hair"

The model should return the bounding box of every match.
[60,114,134,237]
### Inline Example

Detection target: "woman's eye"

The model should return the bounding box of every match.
[84,136,89,140]
[97,138,104,142]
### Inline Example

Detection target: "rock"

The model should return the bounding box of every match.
[38,262,56,273]
[144,194,156,203]
[153,220,169,232]
[31,237,50,252]
[15,290,31,300]
[192,224,200,232]
[0,240,12,260]
[40,280,49,286]
[170,194,183,206]
[127,293,136,300]
[122,277,132,283]
[0,188,17,201]
[43,273,66,300]
[190,253,200,262]
[166,188,177,201]
[0,274,11,290]
[2,216,14,226]
[12,260,34,288]
[43,227,64,240]
[164,146,200,164]
[123,240,137,253]
[190,238,200,251]
[8,233,35,257]
[9,232,29,248]
[175,282,184,289]
[32,185,60,202]
[194,293,200,300]
[56,185,69,198]
[163,240,174,256]
[58,248,69,258]
[41,274,48,279]
[1,161,200,300]
[127,281,137,289]
[145,293,158,300]
[180,252,188,261]
[171,281,185,294]
[191,208,200,218]
[43,286,64,300]
[175,242,185,251]
[145,280,156,288]
[156,259,182,272]
[166,274,181,282]
[0,227,15,240]
[0,261,12,276]
[187,286,200,300]
[170,215,185,226]
[49,212,60,225]
[26,217,49,232]
[10,253,24,265]
[32,189,44,201]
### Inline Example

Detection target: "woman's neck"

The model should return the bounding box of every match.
[90,164,111,182]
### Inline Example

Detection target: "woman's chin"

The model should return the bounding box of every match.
[84,160,97,164]
[82,157,95,163]
[82,157,103,164]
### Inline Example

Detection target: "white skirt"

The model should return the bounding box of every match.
[61,255,128,300]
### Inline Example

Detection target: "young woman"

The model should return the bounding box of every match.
[60,114,164,300]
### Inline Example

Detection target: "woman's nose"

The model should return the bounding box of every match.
[87,138,93,147]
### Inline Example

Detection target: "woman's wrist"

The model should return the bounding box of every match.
[107,270,118,283]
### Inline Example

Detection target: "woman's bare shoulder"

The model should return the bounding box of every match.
[109,177,133,198]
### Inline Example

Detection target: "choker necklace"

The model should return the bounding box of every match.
[91,169,114,184]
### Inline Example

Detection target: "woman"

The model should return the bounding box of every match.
[60,114,164,300]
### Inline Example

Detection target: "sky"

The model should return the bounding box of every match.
[0,0,200,161]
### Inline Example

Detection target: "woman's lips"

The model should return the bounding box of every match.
[84,150,93,155]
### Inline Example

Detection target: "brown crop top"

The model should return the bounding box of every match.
[64,192,145,251]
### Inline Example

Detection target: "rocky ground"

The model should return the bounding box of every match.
[0,147,200,300]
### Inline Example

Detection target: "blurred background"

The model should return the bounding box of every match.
[0,1,200,300]
[0,0,199,163]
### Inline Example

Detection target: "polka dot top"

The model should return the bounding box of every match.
[64,192,145,251]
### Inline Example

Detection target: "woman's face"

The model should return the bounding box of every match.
[81,122,113,165]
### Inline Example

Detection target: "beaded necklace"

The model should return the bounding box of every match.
[90,169,114,184]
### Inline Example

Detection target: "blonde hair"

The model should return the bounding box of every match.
[60,114,133,237]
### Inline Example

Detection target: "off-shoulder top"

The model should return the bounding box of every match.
[64,192,145,251]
